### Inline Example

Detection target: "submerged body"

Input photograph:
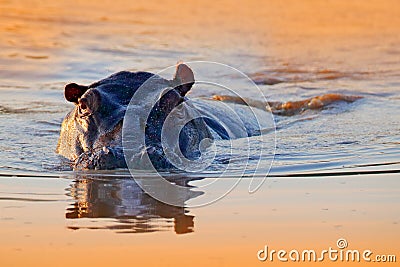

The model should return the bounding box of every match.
[57,63,361,170]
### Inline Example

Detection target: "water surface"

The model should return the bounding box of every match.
[1,0,399,176]
[0,0,399,265]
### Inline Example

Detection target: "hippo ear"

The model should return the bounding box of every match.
[172,63,195,96]
[158,89,183,113]
[64,83,89,103]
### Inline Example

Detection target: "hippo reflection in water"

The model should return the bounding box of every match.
[66,175,198,234]
[57,63,361,170]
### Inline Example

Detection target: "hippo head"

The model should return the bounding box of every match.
[56,63,211,170]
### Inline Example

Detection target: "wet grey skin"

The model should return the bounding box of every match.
[57,63,243,170]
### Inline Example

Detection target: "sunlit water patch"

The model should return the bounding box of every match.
[0,0,399,178]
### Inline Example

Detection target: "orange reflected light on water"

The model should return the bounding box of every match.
[1,0,399,58]
[0,1,399,266]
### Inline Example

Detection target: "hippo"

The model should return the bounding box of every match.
[57,63,361,170]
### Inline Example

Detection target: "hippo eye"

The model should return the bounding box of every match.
[78,98,91,117]
[80,102,87,110]
[76,89,100,118]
